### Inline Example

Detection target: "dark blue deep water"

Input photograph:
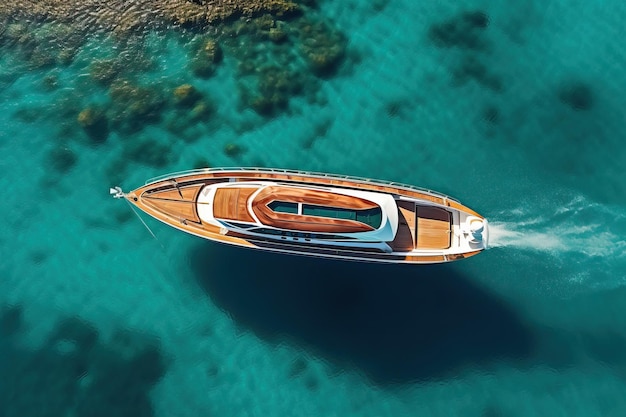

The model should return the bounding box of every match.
[1,1,626,416]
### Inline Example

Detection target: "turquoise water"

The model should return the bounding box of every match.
[1,1,626,416]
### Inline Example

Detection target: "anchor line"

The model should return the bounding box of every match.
[111,186,164,249]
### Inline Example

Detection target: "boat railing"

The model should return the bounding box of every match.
[145,167,459,202]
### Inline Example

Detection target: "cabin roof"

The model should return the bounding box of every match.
[212,184,385,234]
[254,186,379,233]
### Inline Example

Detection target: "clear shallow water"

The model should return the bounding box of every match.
[1,1,626,416]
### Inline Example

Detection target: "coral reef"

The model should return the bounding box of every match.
[189,39,223,78]
[0,0,300,33]
[216,11,347,115]
[90,59,121,86]
[297,21,346,77]
[253,65,305,115]
[108,80,166,132]
[1,0,349,149]
[167,84,214,140]
[0,21,83,69]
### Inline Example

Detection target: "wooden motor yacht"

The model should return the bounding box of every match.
[111,167,489,264]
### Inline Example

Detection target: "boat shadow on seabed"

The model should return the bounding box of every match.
[190,242,532,385]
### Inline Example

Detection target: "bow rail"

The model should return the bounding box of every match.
[144,167,459,203]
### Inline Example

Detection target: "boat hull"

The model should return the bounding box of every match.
[119,168,488,264]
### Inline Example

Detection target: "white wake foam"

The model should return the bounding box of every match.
[488,223,566,251]
[487,196,626,258]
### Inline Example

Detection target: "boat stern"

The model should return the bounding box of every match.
[482,218,490,249]
[458,214,489,252]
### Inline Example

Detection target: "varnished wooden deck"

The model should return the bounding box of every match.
[142,183,204,224]
[213,187,257,222]
[416,206,451,250]
[390,203,451,252]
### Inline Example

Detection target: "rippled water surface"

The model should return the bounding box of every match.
[1,1,626,416]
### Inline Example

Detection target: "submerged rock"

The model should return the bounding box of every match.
[123,137,172,167]
[77,106,109,143]
[173,84,201,107]
[190,100,213,120]
[0,305,23,337]
[42,74,60,91]
[1,312,166,417]
[193,158,211,169]
[224,143,244,157]
[429,9,490,50]
[47,146,78,173]
[202,39,223,63]
[167,84,214,136]
[189,39,223,78]
[268,26,287,43]
[48,316,99,354]
[558,81,593,111]
[482,104,499,124]
[28,46,56,69]
[77,107,104,127]
[244,64,306,115]
[453,55,503,91]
